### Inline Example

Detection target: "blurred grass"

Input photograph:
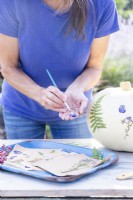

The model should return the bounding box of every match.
[119,10,133,19]
[94,58,133,92]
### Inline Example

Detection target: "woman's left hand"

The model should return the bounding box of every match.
[59,89,88,120]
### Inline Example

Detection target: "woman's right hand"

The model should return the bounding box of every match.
[39,86,67,112]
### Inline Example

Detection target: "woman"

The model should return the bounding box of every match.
[0,0,119,139]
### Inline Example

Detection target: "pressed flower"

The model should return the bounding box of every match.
[0,145,12,164]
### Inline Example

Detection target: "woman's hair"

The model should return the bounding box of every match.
[56,0,89,40]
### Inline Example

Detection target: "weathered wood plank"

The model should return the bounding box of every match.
[1,199,133,200]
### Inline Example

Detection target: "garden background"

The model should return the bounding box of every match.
[95,0,133,92]
[0,0,133,139]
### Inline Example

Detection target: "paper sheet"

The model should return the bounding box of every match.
[4,144,103,176]
[33,153,102,176]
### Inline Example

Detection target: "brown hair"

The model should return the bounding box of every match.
[56,0,89,40]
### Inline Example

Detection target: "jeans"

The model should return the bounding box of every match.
[3,109,92,139]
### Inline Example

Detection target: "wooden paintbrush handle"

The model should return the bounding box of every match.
[116,172,133,180]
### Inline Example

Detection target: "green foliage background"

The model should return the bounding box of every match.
[115,0,133,10]
[94,0,133,92]
[115,0,133,19]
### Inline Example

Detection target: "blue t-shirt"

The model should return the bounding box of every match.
[0,0,119,122]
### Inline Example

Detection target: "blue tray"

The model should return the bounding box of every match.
[0,140,119,182]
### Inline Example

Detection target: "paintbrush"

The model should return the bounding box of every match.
[46,69,76,117]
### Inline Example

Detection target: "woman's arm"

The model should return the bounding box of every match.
[68,35,110,92]
[0,34,66,112]
[59,35,110,120]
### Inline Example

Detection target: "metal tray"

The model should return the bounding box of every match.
[0,140,119,182]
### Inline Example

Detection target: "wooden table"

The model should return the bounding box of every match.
[0,139,133,199]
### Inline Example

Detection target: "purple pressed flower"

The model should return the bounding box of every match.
[119,105,126,113]
[13,150,22,154]
[70,113,77,117]
[6,147,12,152]
[25,166,30,169]
[1,144,5,149]
[10,156,17,160]
[0,144,12,164]
[122,116,133,139]
[126,116,133,122]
